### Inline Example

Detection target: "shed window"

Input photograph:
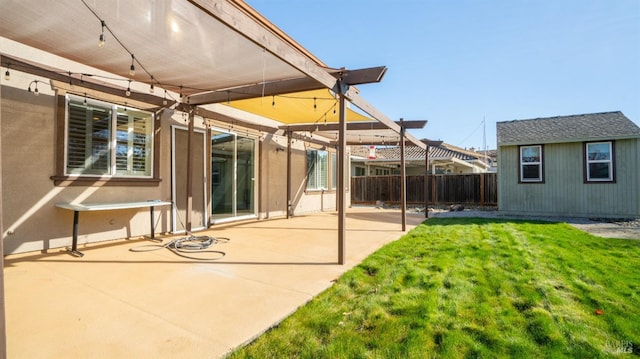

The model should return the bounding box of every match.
[307,149,328,190]
[585,141,614,182]
[519,145,543,182]
[66,96,153,177]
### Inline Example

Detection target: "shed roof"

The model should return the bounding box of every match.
[497,111,640,145]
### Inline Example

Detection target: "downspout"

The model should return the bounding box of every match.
[185,106,195,234]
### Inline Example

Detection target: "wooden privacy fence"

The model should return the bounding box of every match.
[351,173,497,206]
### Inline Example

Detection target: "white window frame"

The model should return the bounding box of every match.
[585,141,614,182]
[519,145,543,182]
[65,95,153,178]
[306,149,329,191]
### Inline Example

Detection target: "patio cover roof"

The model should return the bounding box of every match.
[0,0,425,148]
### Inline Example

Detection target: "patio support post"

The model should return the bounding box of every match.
[0,78,7,358]
[286,130,292,218]
[400,119,407,231]
[337,79,347,265]
[185,106,195,234]
[424,144,430,218]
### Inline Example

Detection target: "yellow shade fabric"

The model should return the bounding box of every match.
[225,89,372,124]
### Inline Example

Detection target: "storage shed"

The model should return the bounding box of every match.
[497,111,640,218]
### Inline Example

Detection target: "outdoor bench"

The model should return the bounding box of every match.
[56,200,172,257]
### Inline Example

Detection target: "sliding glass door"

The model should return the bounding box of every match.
[210,130,256,222]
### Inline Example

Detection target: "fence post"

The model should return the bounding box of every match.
[480,173,485,206]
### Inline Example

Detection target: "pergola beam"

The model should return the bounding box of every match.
[186,66,387,106]
[1,54,172,109]
[280,120,426,132]
[345,88,426,149]
[188,0,339,91]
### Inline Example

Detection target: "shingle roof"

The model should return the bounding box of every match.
[497,111,640,145]
[350,144,480,161]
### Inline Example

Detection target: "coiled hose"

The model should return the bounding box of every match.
[130,235,229,260]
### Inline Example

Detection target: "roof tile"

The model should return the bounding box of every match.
[497,111,640,145]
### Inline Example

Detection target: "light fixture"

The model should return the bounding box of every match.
[149,81,155,94]
[126,80,131,97]
[313,97,317,111]
[129,54,136,76]
[271,95,275,108]
[163,90,168,106]
[4,68,9,81]
[27,80,40,96]
[98,20,106,47]
[83,92,87,105]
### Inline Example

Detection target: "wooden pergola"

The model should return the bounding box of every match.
[0,1,434,353]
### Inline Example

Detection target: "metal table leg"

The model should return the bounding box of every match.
[69,210,84,257]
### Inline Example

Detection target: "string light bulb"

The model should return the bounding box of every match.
[163,90,168,106]
[3,69,9,81]
[313,97,317,111]
[129,54,136,76]
[27,80,39,96]
[272,95,275,108]
[125,80,131,97]
[83,93,87,105]
[149,82,155,94]
[98,20,106,47]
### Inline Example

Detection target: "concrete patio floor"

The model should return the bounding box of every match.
[4,207,426,358]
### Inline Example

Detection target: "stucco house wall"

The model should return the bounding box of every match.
[0,46,344,255]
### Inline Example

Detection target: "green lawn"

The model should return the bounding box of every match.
[229,218,640,358]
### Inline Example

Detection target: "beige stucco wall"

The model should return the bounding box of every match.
[0,39,351,254]
[0,86,172,254]
[1,81,348,255]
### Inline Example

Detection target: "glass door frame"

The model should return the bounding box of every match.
[209,127,258,225]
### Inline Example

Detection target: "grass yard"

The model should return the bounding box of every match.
[229,218,640,358]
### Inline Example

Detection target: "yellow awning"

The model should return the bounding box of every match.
[225,89,372,124]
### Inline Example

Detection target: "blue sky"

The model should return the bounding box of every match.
[247,0,640,150]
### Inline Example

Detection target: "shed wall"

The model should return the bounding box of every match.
[498,140,640,217]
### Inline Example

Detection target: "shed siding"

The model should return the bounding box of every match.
[498,139,639,217]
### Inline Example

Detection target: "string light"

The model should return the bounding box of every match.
[98,20,106,47]
[271,95,275,108]
[83,92,87,105]
[3,69,9,81]
[129,54,136,76]
[125,80,131,97]
[313,97,317,111]
[163,90,168,106]
[27,80,39,96]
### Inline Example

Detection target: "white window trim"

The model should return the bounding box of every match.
[586,141,613,182]
[65,94,154,178]
[520,145,543,182]
[307,149,329,191]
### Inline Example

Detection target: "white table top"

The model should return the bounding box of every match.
[56,200,172,211]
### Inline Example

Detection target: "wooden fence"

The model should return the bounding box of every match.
[350,173,497,206]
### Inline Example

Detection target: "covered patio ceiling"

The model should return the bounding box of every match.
[0,0,426,148]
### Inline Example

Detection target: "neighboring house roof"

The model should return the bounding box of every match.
[497,111,640,145]
[350,144,486,162]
